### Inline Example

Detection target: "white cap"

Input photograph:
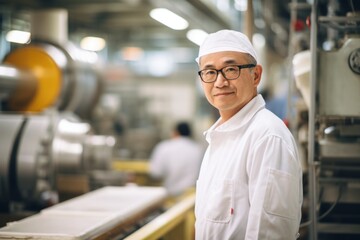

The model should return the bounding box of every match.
[196,29,258,64]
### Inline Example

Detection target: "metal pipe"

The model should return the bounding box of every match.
[308,0,319,239]
[245,0,254,40]
[0,64,37,107]
[0,65,21,95]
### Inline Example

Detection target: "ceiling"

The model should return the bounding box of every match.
[0,0,237,53]
[1,0,305,82]
[2,0,359,62]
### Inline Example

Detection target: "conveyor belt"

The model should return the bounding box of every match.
[0,186,166,239]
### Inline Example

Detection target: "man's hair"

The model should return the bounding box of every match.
[176,122,192,137]
[246,53,257,65]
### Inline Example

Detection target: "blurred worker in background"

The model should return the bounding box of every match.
[149,122,204,198]
[194,30,303,239]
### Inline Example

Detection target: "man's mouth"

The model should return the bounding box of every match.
[214,92,234,97]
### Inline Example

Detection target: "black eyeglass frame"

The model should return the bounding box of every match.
[198,64,256,83]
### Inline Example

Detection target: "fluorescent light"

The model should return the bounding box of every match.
[6,30,31,44]
[80,36,106,51]
[234,0,248,11]
[186,29,208,46]
[150,8,189,30]
[253,33,266,48]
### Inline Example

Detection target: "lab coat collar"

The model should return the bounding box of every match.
[204,94,265,140]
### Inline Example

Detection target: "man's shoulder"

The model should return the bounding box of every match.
[248,108,292,138]
[254,108,286,127]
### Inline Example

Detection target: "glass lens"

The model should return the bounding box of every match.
[223,66,240,80]
[201,69,217,82]
[199,65,246,82]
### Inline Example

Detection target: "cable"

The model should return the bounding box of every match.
[300,184,344,228]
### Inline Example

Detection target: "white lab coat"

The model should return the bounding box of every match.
[195,95,303,240]
[150,137,204,196]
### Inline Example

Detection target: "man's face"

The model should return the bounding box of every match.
[199,51,262,121]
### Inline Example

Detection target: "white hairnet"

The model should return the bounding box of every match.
[196,29,258,64]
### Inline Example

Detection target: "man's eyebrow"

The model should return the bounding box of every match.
[202,64,215,69]
[224,59,237,64]
[202,59,238,69]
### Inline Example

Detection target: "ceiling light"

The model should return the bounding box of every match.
[6,30,31,44]
[234,0,248,11]
[150,8,189,30]
[186,29,208,46]
[253,33,266,48]
[80,36,106,52]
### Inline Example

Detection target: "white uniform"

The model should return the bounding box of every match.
[195,95,303,240]
[150,137,204,196]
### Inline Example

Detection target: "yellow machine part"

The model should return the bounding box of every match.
[4,46,62,112]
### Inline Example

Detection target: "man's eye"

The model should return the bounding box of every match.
[225,67,237,72]
[204,70,216,75]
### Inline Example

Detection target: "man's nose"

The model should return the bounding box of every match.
[214,72,229,87]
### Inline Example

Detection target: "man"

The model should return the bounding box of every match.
[149,122,203,197]
[194,30,303,239]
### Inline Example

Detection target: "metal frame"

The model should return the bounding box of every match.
[308,0,319,239]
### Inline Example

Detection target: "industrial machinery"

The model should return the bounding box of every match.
[0,7,197,240]
[0,9,117,216]
[0,112,116,211]
[292,0,360,239]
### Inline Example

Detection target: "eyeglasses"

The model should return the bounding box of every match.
[198,64,256,83]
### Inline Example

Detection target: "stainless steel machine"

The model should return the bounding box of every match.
[0,112,115,210]
[0,9,117,216]
[293,0,360,239]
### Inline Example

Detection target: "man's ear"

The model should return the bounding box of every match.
[253,65,262,86]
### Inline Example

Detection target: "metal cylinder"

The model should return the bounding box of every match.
[30,9,68,45]
[0,64,37,108]
[52,137,84,174]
